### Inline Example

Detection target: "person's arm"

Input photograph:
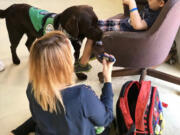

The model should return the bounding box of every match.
[81,83,114,127]
[123,0,148,30]
[81,54,115,126]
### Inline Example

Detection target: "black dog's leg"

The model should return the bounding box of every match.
[6,24,23,65]
[10,44,21,65]
[70,39,87,80]
[71,39,81,62]
[25,35,36,51]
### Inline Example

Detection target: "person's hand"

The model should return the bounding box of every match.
[122,0,131,5]
[123,0,136,6]
[102,53,115,83]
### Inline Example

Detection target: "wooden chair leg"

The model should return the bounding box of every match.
[98,67,180,85]
[111,68,141,77]
[147,68,180,85]
[98,68,142,83]
[139,68,147,82]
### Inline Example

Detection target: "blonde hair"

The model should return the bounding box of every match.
[29,31,74,113]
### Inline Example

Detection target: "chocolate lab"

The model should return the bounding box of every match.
[0,4,102,64]
[0,4,103,80]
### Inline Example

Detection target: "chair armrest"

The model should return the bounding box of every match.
[108,13,126,20]
[103,31,148,42]
[99,31,163,68]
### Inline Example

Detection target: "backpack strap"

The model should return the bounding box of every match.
[119,81,140,130]
[119,81,151,133]
[149,86,157,134]
[135,81,151,131]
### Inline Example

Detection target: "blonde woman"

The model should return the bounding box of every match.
[11,31,115,135]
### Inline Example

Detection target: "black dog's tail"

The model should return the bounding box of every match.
[0,9,6,18]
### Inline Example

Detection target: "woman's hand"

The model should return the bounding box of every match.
[102,53,115,83]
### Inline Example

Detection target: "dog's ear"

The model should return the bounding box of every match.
[54,14,61,30]
[65,16,79,38]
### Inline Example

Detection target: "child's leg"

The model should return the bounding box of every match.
[11,117,35,135]
[80,39,94,65]
[100,19,121,31]
[77,20,108,67]
[75,39,93,73]
[75,19,121,73]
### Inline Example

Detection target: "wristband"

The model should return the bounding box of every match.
[130,8,138,12]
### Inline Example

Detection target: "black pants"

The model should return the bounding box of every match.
[12,117,110,135]
[12,117,35,135]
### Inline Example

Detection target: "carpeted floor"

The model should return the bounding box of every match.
[0,0,180,135]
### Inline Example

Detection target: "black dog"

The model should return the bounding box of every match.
[0,4,103,80]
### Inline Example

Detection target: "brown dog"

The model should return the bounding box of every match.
[0,4,102,65]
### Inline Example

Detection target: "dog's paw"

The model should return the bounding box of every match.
[13,59,20,65]
[76,73,87,80]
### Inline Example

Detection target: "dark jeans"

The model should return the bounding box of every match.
[12,117,35,135]
[12,117,110,135]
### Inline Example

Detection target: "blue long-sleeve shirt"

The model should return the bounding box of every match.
[26,82,114,135]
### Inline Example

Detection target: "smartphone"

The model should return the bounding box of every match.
[98,54,116,62]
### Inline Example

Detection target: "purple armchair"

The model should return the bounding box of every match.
[96,0,180,85]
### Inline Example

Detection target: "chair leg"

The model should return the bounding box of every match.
[111,68,142,77]
[98,67,180,85]
[147,68,180,85]
[139,68,147,82]
[98,68,142,83]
